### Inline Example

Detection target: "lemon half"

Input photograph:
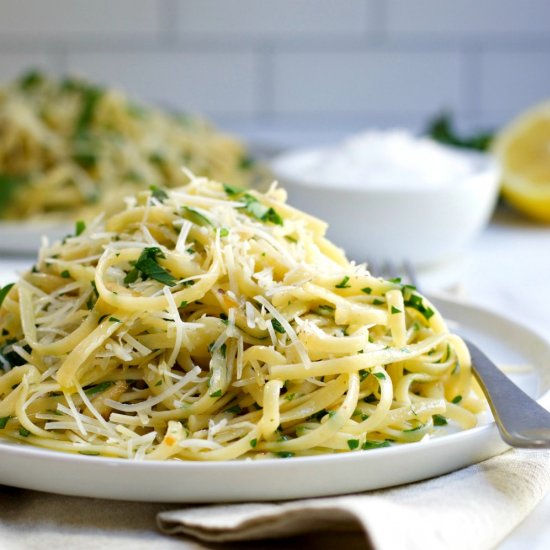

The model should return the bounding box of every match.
[493,101,550,222]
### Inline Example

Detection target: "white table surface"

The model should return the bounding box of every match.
[0,206,549,549]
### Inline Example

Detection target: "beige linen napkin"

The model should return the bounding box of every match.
[158,449,550,550]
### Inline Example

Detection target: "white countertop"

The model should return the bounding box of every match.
[0,206,549,549]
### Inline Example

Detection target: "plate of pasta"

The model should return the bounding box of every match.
[0,178,548,502]
[0,71,261,253]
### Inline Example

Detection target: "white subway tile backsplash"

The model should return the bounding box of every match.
[0,0,548,138]
[480,51,550,119]
[272,50,463,115]
[176,0,369,37]
[0,0,161,38]
[66,51,259,115]
[0,54,54,82]
[386,0,550,35]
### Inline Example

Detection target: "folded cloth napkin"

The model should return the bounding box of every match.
[157,449,550,550]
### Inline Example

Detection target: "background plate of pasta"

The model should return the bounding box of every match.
[0,72,260,253]
[0,179,549,502]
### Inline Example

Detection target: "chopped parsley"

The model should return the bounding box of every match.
[250,438,258,448]
[433,414,448,426]
[60,270,71,278]
[225,405,242,415]
[84,381,114,396]
[0,283,14,308]
[404,293,434,320]
[359,369,369,382]
[0,416,10,429]
[373,372,386,380]
[210,389,222,398]
[362,440,391,450]
[179,301,188,309]
[241,194,283,225]
[347,439,360,450]
[276,451,294,458]
[182,206,213,227]
[452,395,462,404]
[79,450,100,456]
[150,185,169,202]
[313,305,335,317]
[124,247,176,287]
[403,424,423,433]
[373,298,384,305]
[390,306,401,314]
[361,287,372,294]
[335,276,351,289]
[109,317,121,323]
[75,85,103,135]
[223,183,246,196]
[219,227,229,237]
[271,318,286,334]
[389,277,402,284]
[75,220,86,236]
[19,427,31,437]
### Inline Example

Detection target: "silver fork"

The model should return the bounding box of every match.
[370,259,550,448]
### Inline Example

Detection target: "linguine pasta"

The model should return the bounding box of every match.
[0,178,485,460]
[0,71,256,221]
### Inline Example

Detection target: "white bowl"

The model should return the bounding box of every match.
[270,148,500,267]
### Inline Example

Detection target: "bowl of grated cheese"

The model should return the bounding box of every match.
[269,130,500,266]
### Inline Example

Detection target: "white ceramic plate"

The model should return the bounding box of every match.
[0,295,548,503]
[0,220,72,255]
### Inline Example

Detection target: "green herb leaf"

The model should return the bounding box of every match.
[404,293,434,319]
[271,318,286,334]
[182,206,213,227]
[347,439,360,450]
[426,112,493,152]
[224,405,242,415]
[0,283,14,308]
[84,381,114,397]
[0,416,10,429]
[361,287,372,294]
[433,414,448,426]
[18,70,44,90]
[78,450,100,456]
[359,369,369,382]
[219,227,229,237]
[452,395,462,404]
[276,451,294,458]
[210,389,222,398]
[313,304,335,317]
[250,438,258,448]
[391,306,401,314]
[362,440,391,450]
[150,185,169,202]
[223,183,246,196]
[0,174,28,217]
[373,298,384,305]
[75,220,86,236]
[109,317,121,323]
[373,372,386,380]
[60,270,71,279]
[19,427,30,437]
[240,194,284,225]
[124,247,176,287]
[76,86,103,135]
[335,276,351,289]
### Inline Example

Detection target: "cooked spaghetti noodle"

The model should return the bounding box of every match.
[0,178,484,459]
[0,71,257,221]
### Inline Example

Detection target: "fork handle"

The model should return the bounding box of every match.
[465,339,550,448]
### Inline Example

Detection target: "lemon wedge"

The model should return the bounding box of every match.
[493,101,550,222]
